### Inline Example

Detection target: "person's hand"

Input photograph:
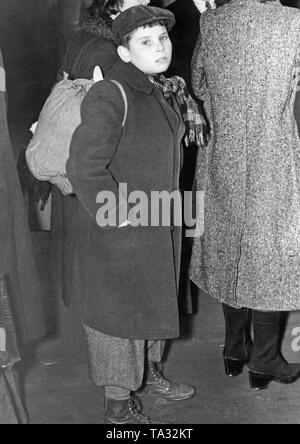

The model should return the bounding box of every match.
[193,0,216,13]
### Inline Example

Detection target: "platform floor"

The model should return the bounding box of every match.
[23,293,300,424]
[8,101,300,425]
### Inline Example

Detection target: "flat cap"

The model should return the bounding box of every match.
[112,6,176,42]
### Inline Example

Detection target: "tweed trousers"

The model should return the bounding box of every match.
[84,325,166,392]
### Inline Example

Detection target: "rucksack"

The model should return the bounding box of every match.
[26,67,128,196]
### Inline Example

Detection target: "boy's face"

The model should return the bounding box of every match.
[121,0,150,12]
[118,24,172,75]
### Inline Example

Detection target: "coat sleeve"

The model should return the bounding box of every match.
[191,20,207,102]
[66,80,128,228]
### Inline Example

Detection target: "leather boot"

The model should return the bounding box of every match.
[249,310,300,390]
[100,395,151,424]
[137,362,195,402]
[222,304,252,377]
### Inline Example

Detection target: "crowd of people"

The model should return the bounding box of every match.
[2,0,300,424]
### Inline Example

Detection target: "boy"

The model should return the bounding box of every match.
[67,5,199,424]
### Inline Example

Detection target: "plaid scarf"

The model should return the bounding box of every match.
[148,75,206,147]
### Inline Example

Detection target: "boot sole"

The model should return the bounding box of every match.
[100,417,151,425]
[249,371,300,390]
[138,389,196,403]
[224,357,247,377]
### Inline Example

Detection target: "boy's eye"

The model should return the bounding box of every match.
[161,35,169,41]
[142,40,152,46]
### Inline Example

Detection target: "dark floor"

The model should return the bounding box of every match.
[23,292,300,425]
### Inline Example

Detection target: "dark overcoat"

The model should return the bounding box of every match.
[66,59,185,339]
[50,18,118,306]
[0,50,46,347]
[59,18,117,80]
[190,0,300,311]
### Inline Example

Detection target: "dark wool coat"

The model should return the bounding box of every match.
[66,59,185,339]
[0,50,46,347]
[50,17,118,306]
[190,0,300,311]
[59,16,117,80]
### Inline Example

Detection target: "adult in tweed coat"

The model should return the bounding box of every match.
[190,0,300,389]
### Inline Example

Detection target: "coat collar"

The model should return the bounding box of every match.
[81,15,116,44]
[110,59,154,95]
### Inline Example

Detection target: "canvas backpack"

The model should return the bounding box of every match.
[26,67,128,196]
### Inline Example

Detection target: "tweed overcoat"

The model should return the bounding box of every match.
[66,59,185,339]
[0,50,46,346]
[190,0,300,311]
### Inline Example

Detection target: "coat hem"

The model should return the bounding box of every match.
[190,274,300,311]
[81,319,180,341]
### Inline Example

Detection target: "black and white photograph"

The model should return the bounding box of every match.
[1,0,300,427]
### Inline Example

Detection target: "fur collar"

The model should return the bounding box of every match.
[81,15,116,45]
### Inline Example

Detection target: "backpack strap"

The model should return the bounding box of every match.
[111,80,128,128]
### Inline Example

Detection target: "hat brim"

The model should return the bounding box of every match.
[133,15,176,32]
[113,8,176,42]
[117,16,175,41]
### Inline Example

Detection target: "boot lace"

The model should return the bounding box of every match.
[150,364,172,391]
[128,396,151,424]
